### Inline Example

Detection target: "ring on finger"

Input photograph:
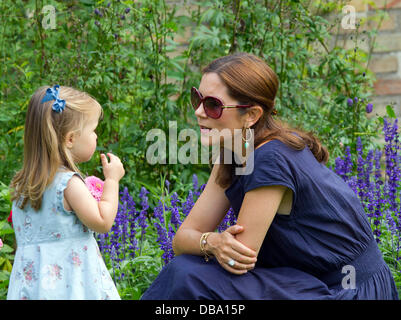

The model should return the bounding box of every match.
[227,259,235,267]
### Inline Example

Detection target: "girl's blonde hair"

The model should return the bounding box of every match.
[10,85,103,211]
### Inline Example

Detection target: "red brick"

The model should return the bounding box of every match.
[348,0,367,11]
[370,55,399,73]
[369,0,401,9]
[374,79,401,95]
[374,34,401,53]
[362,12,397,31]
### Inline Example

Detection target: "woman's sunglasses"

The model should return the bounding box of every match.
[191,87,253,119]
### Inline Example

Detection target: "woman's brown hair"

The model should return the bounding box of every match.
[202,52,329,189]
[10,86,102,211]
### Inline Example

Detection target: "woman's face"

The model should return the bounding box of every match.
[195,72,248,150]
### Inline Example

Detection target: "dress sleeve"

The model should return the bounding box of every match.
[56,171,86,214]
[241,147,297,197]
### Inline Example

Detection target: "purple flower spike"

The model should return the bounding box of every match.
[347,98,353,107]
[366,103,373,113]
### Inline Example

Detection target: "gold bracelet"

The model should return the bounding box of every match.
[200,232,212,262]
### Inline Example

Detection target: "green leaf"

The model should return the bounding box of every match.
[0,271,11,281]
[386,105,396,119]
[0,244,14,254]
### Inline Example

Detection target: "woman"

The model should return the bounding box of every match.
[141,52,398,300]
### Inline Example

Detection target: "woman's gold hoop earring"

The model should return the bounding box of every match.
[242,126,253,149]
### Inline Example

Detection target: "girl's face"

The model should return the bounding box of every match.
[70,111,99,164]
[195,72,248,150]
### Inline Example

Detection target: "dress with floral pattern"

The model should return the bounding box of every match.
[7,170,120,300]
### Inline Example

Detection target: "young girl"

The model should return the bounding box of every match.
[7,85,125,300]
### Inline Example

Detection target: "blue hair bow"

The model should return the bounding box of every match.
[41,84,66,113]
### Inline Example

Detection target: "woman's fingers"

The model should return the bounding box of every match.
[209,227,258,275]
[229,248,257,265]
[217,255,254,275]
[230,240,257,258]
[213,230,257,275]
[224,224,244,236]
[222,227,257,259]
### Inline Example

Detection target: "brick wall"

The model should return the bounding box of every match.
[347,0,401,127]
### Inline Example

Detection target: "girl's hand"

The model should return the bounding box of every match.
[207,225,258,275]
[101,153,125,182]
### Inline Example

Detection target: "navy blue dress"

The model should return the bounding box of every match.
[141,138,399,300]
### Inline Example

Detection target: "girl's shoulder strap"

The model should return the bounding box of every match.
[53,169,86,214]
[56,169,85,184]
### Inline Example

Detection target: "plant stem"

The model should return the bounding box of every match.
[229,0,241,53]
[35,0,46,79]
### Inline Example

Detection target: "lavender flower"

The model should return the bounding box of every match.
[98,233,106,254]
[356,137,368,208]
[121,187,139,258]
[383,118,400,213]
[218,208,237,232]
[333,118,401,252]
[138,187,150,234]
[192,174,200,197]
[182,190,194,217]
[153,200,175,264]
[347,98,353,107]
[333,147,353,182]
[366,103,373,113]
[170,192,180,207]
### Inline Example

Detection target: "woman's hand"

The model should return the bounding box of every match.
[206,225,258,275]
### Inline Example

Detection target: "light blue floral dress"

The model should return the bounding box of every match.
[7,170,120,300]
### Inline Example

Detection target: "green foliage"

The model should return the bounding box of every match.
[0,0,397,299]
[185,0,391,169]
[0,0,390,186]
[108,237,164,300]
[0,182,11,219]
[0,220,15,300]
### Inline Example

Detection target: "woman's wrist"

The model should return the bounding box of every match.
[204,232,218,256]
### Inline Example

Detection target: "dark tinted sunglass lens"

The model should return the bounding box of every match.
[191,88,201,110]
[204,97,222,119]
